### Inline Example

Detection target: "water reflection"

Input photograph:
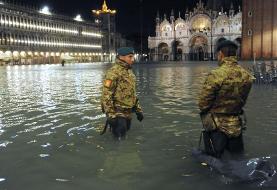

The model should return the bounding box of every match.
[0,63,276,190]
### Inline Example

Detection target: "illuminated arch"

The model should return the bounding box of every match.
[160,19,172,32]
[174,18,187,31]
[158,42,169,61]
[215,15,230,27]
[189,35,209,61]
[190,14,211,32]
[161,24,172,32]
[189,33,208,47]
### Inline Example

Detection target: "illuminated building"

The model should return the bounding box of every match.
[148,0,242,61]
[0,1,102,64]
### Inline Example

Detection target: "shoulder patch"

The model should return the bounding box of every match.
[104,79,113,88]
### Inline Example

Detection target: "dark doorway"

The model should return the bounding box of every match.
[198,47,204,61]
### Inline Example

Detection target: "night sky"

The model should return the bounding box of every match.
[16,0,241,47]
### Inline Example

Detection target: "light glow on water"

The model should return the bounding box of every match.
[0,63,276,190]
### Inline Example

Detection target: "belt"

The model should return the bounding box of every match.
[213,111,243,116]
[115,107,132,113]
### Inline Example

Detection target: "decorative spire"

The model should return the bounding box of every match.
[156,11,160,19]
[197,0,204,9]
[185,8,189,20]
[171,9,174,16]
[229,2,234,16]
[170,9,175,22]
[219,6,224,15]
[156,11,160,24]
[92,0,116,15]
[164,13,167,20]
[102,0,108,12]
[178,11,181,18]
[230,2,234,10]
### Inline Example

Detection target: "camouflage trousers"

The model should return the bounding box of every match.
[202,130,244,158]
[108,116,131,139]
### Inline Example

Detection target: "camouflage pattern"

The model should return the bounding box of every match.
[198,56,253,137]
[101,58,142,118]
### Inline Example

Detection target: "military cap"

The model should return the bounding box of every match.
[117,47,135,56]
[216,40,238,52]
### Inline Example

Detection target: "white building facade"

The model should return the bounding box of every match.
[148,0,242,61]
[0,1,103,64]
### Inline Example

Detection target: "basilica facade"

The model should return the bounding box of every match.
[148,0,242,61]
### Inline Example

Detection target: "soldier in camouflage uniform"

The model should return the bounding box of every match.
[101,47,143,139]
[198,40,253,158]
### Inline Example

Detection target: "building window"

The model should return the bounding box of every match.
[248,29,252,36]
[165,33,168,36]
[248,11,252,17]
[221,28,224,33]
[179,32,182,35]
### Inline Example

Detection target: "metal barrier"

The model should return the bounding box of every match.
[252,62,277,84]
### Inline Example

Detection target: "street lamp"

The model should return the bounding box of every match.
[140,0,143,60]
[210,17,214,61]
[92,0,116,62]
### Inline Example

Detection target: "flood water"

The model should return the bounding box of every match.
[0,62,277,190]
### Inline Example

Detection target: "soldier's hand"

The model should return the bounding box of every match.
[199,110,208,117]
[136,112,144,122]
[242,126,247,131]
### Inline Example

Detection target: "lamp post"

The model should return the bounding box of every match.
[170,10,177,61]
[140,0,143,61]
[92,0,116,62]
[210,17,213,61]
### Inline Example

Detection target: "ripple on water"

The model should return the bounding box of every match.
[0,141,13,148]
[37,131,56,136]
[0,178,6,182]
[27,140,37,144]
[0,63,277,190]
[17,123,54,134]
[0,129,5,136]
[41,143,51,148]
[50,123,70,130]
[66,123,94,136]
[82,114,106,121]
[55,178,70,182]
[39,154,50,158]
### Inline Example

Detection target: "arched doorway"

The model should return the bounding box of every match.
[189,35,208,61]
[158,43,169,61]
[172,41,183,61]
[177,48,183,61]
[190,46,205,61]
[149,48,155,61]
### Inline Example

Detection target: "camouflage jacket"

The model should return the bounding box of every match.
[198,56,253,137]
[101,59,142,118]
